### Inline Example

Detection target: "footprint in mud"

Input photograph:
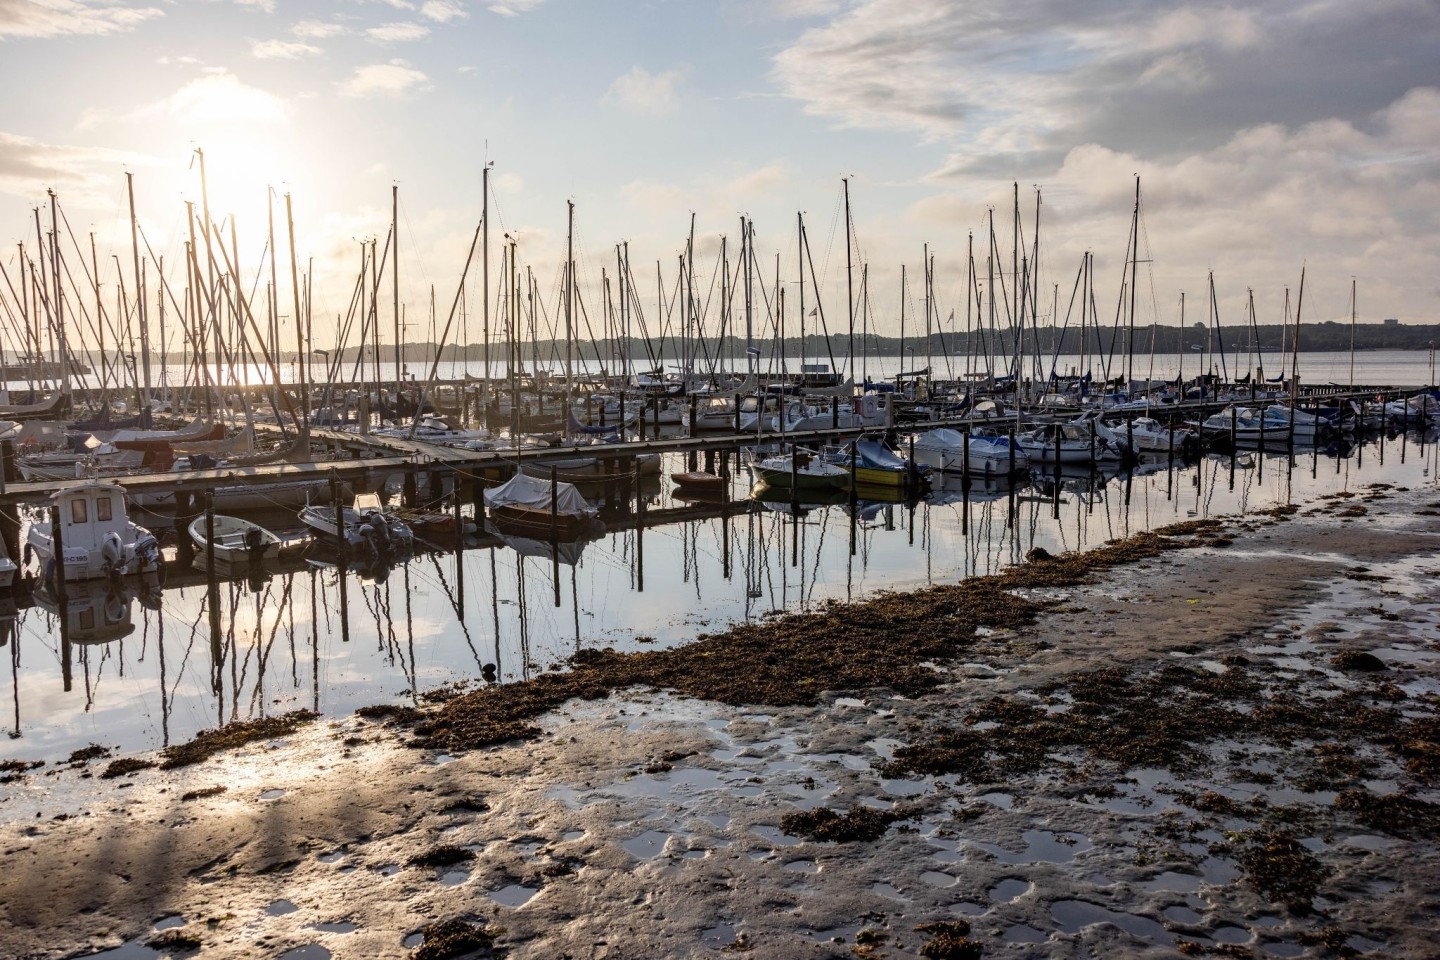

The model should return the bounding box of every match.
[266,900,300,917]
[783,859,818,874]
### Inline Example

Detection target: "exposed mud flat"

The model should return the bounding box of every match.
[1,484,1437,959]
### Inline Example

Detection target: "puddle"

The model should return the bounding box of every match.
[278,948,331,960]
[266,899,300,917]
[921,870,955,887]
[871,881,908,901]
[74,945,159,960]
[988,878,1030,902]
[317,850,345,863]
[152,916,185,930]
[971,829,1092,864]
[490,884,539,907]
[402,933,423,948]
[783,860,818,874]
[950,901,986,917]
[1213,925,1250,944]
[1051,900,1171,943]
[1002,924,1047,944]
[306,922,358,934]
[439,870,468,886]
[622,830,670,859]
[977,791,1014,809]
[374,864,401,877]
[1260,941,1304,957]
[562,830,586,841]
[259,789,286,801]
[1140,870,1202,893]
[1163,905,1203,924]
[700,923,737,947]
[1342,834,1393,851]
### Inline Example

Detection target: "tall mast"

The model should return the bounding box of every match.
[1127,175,1140,388]
[126,174,152,408]
[48,190,68,397]
[797,211,805,375]
[285,192,308,429]
[482,161,491,393]
[392,183,401,394]
[565,199,574,402]
[1348,276,1357,392]
[843,176,854,382]
[1291,266,1305,402]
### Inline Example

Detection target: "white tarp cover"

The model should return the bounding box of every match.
[483,472,597,519]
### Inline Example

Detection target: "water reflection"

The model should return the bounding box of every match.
[3,428,1437,761]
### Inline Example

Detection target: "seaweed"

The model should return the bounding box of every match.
[160,711,318,769]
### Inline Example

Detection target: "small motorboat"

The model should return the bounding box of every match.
[484,472,601,540]
[188,514,280,568]
[672,470,725,492]
[300,492,414,555]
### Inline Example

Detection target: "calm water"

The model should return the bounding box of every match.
[4,422,1437,765]
[46,349,1438,394]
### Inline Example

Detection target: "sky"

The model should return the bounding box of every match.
[0,0,1437,360]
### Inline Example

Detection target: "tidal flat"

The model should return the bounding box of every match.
[1,484,1437,959]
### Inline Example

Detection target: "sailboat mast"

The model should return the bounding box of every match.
[1127,175,1140,389]
[393,183,402,394]
[125,173,151,407]
[1349,277,1356,392]
[565,199,574,401]
[285,192,308,428]
[482,161,490,393]
[844,177,854,382]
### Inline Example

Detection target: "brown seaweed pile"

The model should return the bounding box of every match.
[410,918,502,960]
[916,920,983,960]
[160,710,319,769]
[411,524,1224,753]
[779,805,916,843]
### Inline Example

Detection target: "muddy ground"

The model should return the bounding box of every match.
[1,484,1437,959]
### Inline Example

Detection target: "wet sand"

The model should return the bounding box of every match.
[2,484,1437,959]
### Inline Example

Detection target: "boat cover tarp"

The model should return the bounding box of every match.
[483,472,597,519]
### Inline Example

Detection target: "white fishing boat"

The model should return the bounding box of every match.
[910,428,1030,475]
[1015,415,1128,464]
[1115,417,1196,454]
[187,514,281,567]
[25,481,161,582]
[300,492,414,555]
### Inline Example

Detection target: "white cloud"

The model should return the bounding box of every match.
[251,38,322,59]
[119,71,290,127]
[367,21,430,42]
[487,0,542,16]
[421,0,467,22]
[602,65,687,117]
[232,0,275,13]
[337,60,431,98]
[0,0,162,39]
[0,131,146,207]
[292,19,346,39]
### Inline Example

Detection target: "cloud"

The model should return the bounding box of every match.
[115,71,290,127]
[773,0,1440,167]
[367,21,430,42]
[603,65,687,117]
[0,0,162,39]
[251,38,322,59]
[0,131,142,207]
[421,0,467,22]
[337,60,431,98]
[487,0,542,16]
[292,19,346,39]
[232,0,275,12]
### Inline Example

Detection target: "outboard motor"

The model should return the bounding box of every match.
[101,531,125,574]
[135,533,161,572]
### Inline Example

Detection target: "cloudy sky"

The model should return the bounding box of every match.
[0,0,1436,356]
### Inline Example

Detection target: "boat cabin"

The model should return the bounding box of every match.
[52,482,131,554]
